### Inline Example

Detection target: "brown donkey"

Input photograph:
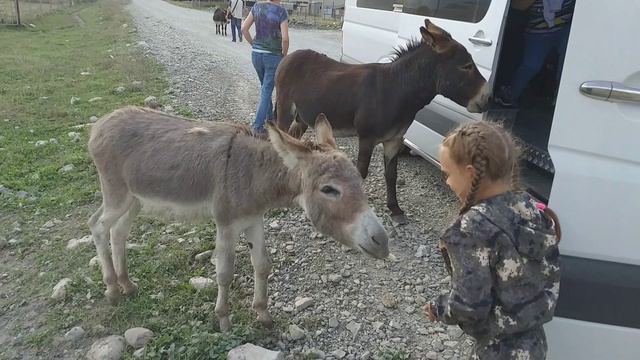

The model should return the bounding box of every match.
[275,19,490,223]
[88,107,389,331]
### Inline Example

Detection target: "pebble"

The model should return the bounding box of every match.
[346,321,361,337]
[288,324,305,340]
[86,335,125,360]
[51,278,72,300]
[332,349,347,359]
[124,327,154,349]
[328,317,339,328]
[195,250,213,261]
[189,277,214,290]
[64,326,85,342]
[294,297,314,312]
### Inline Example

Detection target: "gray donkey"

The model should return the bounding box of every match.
[88,106,389,330]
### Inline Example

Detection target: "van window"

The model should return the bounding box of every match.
[356,0,396,11]
[403,0,491,23]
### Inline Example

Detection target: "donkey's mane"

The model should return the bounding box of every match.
[391,39,423,61]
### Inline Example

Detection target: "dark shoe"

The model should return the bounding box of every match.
[495,86,517,108]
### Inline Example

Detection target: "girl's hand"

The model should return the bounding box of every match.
[423,302,438,322]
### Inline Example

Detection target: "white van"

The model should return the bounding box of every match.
[341,1,640,359]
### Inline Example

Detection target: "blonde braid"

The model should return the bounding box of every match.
[459,129,488,214]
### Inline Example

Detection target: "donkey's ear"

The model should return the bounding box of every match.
[421,20,453,53]
[266,121,311,169]
[314,113,337,150]
[419,26,436,47]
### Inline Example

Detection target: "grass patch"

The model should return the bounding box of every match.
[0,1,269,358]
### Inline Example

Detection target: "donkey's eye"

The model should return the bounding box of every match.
[461,63,474,71]
[320,185,341,197]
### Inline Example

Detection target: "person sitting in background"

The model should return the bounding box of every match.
[495,0,575,108]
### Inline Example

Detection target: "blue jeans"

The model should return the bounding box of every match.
[251,51,282,133]
[510,26,570,99]
[230,18,242,42]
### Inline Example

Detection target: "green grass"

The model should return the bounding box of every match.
[0,1,271,358]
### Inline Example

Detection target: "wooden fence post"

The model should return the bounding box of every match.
[15,0,21,26]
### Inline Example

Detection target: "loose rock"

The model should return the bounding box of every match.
[228,343,284,360]
[294,297,314,312]
[67,235,92,249]
[64,326,85,342]
[195,250,213,261]
[124,327,154,349]
[51,278,72,300]
[288,324,305,340]
[87,335,125,360]
[189,276,214,290]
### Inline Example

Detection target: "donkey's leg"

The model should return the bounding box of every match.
[245,218,273,327]
[275,96,294,133]
[214,224,239,331]
[383,136,407,224]
[89,188,134,304]
[289,115,309,139]
[357,138,376,179]
[110,199,141,297]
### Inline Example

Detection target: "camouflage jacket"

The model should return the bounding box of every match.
[432,191,560,341]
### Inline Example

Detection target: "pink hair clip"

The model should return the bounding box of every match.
[536,202,547,211]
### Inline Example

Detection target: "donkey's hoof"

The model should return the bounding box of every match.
[122,282,139,297]
[257,314,273,328]
[391,213,408,225]
[105,288,121,305]
[218,317,232,332]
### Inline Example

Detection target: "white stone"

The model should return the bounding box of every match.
[124,327,154,349]
[70,96,81,105]
[67,235,92,249]
[227,343,284,360]
[269,220,280,230]
[346,321,361,337]
[88,97,103,103]
[132,347,146,358]
[328,317,339,328]
[144,96,160,109]
[64,326,85,342]
[195,250,213,261]
[86,335,125,360]
[59,164,74,173]
[68,132,81,142]
[294,297,314,312]
[426,351,438,360]
[332,349,346,359]
[51,278,72,300]
[415,245,428,258]
[189,276,214,290]
[90,116,99,122]
[328,274,341,283]
[90,256,100,267]
[288,324,305,340]
[372,321,384,331]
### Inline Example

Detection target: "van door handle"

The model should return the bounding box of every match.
[468,36,492,46]
[580,81,640,103]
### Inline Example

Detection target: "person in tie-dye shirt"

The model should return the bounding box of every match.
[241,0,289,135]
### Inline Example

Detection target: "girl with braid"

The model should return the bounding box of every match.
[422,121,561,360]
